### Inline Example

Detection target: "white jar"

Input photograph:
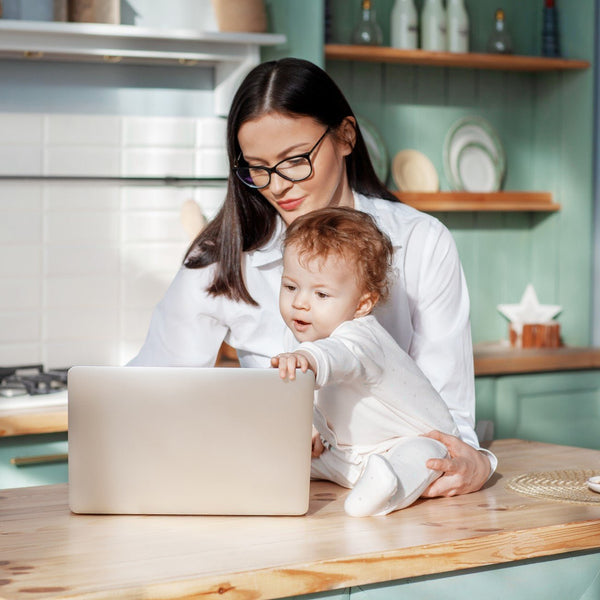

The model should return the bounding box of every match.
[390,0,418,50]
[421,0,446,52]
[447,0,469,53]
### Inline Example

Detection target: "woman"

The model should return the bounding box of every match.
[129,57,494,497]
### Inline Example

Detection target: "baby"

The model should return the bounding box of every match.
[271,207,460,517]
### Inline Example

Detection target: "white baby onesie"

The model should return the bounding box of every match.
[294,315,459,516]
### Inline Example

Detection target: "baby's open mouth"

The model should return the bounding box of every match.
[293,319,310,330]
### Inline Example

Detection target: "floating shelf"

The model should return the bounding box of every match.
[325,44,590,72]
[0,20,286,115]
[474,343,600,376]
[394,191,561,212]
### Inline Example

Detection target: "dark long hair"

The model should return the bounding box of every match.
[184,57,397,305]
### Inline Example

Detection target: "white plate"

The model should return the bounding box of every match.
[587,475,600,493]
[456,142,502,192]
[392,149,439,192]
[357,115,389,184]
[443,116,506,191]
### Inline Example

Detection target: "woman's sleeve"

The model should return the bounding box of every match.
[127,266,228,367]
[406,221,497,472]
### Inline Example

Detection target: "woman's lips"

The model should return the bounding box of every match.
[277,197,304,211]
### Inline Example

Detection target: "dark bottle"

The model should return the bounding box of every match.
[487,8,513,54]
[542,0,561,57]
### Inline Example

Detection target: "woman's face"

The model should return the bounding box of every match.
[237,113,355,225]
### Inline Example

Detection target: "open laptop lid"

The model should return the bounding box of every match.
[68,366,314,516]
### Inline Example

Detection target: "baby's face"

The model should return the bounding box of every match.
[279,244,369,343]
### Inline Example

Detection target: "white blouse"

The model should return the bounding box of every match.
[129,192,496,470]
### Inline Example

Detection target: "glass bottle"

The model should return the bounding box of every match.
[351,0,383,46]
[446,0,469,53]
[541,0,561,57]
[390,0,418,50]
[421,0,446,52]
[487,8,513,54]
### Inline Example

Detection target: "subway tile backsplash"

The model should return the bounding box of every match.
[0,113,227,367]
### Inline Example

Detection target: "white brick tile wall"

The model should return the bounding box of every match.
[45,147,121,177]
[0,312,41,343]
[0,246,42,277]
[0,343,42,367]
[45,115,121,146]
[195,148,228,178]
[121,148,195,177]
[196,117,227,147]
[0,114,44,145]
[0,279,41,310]
[123,117,196,148]
[44,183,120,211]
[45,276,119,310]
[45,309,119,341]
[0,146,43,175]
[0,183,43,211]
[0,212,42,244]
[45,211,121,244]
[0,112,229,367]
[45,245,121,277]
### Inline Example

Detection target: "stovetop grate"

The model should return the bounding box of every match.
[0,364,69,397]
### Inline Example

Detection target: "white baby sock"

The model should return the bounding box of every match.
[343,437,448,517]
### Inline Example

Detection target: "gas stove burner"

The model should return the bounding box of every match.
[0,364,70,397]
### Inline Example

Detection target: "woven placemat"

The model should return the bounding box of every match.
[506,468,600,505]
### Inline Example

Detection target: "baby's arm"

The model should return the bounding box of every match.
[270,351,317,380]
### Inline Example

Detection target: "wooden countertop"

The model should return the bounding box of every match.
[1,439,600,600]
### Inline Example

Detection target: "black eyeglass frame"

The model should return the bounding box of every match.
[233,128,330,189]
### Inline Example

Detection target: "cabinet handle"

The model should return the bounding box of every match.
[10,453,68,467]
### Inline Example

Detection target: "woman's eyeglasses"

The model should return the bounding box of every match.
[233,128,329,190]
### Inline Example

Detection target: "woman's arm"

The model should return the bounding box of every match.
[405,220,496,494]
[127,266,227,367]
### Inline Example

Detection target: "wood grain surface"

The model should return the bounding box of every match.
[1,439,600,600]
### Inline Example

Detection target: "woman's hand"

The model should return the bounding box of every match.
[311,426,325,458]
[420,430,492,498]
[271,351,315,380]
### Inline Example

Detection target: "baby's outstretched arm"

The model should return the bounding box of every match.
[271,351,316,381]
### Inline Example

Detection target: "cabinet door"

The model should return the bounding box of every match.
[0,432,68,489]
[494,371,600,449]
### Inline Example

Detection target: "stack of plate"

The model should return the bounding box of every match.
[443,116,506,192]
[392,149,439,192]
[356,115,389,184]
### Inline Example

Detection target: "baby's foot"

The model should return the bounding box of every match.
[344,454,400,517]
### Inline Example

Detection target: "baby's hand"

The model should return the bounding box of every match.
[270,352,312,380]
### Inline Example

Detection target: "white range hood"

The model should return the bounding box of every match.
[0,20,286,116]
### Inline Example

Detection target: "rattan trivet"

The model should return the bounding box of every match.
[506,468,600,505]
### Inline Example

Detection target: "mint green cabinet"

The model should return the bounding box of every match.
[349,551,600,600]
[0,432,68,490]
[476,370,600,449]
[283,551,600,600]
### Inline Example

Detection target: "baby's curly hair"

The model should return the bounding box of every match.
[283,207,394,303]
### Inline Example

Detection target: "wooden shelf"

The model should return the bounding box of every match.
[325,44,590,71]
[394,191,560,212]
[474,343,600,376]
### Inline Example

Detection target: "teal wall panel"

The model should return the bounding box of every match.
[324,0,595,345]
[262,0,324,66]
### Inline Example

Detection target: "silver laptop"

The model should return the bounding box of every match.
[68,366,314,516]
